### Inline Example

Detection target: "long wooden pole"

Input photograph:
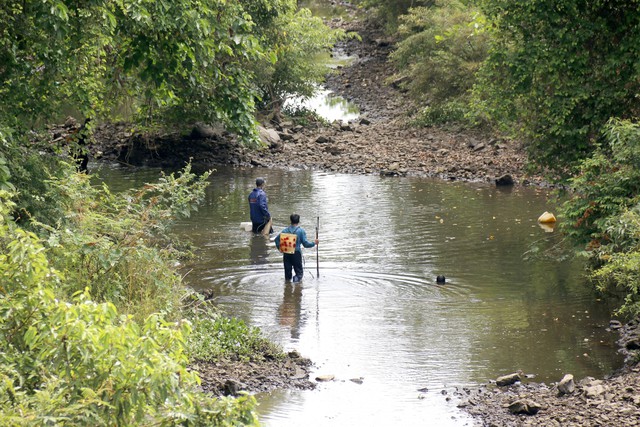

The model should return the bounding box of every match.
[316,216,320,278]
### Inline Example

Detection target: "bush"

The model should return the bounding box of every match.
[187,307,283,363]
[561,119,640,316]
[0,194,259,426]
[412,101,468,127]
[473,0,640,177]
[37,164,210,322]
[388,2,488,128]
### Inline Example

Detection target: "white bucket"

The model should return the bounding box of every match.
[240,222,253,231]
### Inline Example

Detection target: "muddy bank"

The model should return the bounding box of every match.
[190,350,315,397]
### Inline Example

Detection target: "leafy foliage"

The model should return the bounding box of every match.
[187,308,283,363]
[0,0,261,141]
[250,4,349,119]
[0,193,259,426]
[38,164,210,321]
[354,0,434,29]
[472,0,640,177]
[560,119,640,316]
[389,2,488,127]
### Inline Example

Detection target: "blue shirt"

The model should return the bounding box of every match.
[248,188,270,224]
[275,226,315,253]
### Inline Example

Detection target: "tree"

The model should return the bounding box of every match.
[389,1,489,126]
[246,2,348,121]
[354,0,435,28]
[472,0,640,178]
[0,0,261,142]
[560,119,640,317]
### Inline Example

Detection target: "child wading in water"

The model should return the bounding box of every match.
[274,214,318,282]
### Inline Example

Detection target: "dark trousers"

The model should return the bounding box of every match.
[283,251,303,281]
[252,220,273,234]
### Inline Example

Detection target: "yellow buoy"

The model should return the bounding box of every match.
[538,211,557,224]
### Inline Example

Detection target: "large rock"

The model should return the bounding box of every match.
[557,374,576,395]
[495,174,514,186]
[496,372,522,386]
[507,399,543,415]
[258,125,283,151]
[190,122,224,139]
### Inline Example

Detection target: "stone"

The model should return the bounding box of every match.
[258,126,281,147]
[584,384,606,398]
[507,399,543,415]
[495,174,514,186]
[496,372,522,386]
[609,320,623,330]
[315,374,335,382]
[190,122,223,139]
[558,374,576,395]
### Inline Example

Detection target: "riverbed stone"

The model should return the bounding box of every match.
[496,372,522,386]
[258,126,281,147]
[495,174,514,186]
[557,374,576,395]
[507,399,543,415]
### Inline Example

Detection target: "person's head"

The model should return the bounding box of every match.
[290,213,300,225]
[255,177,265,188]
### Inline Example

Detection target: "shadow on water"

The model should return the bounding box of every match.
[94,164,625,427]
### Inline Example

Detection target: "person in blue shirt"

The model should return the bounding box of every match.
[248,177,273,234]
[274,214,318,282]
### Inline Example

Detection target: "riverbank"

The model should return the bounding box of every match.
[459,319,640,426]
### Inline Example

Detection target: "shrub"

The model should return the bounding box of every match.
[561,119,640,316]
[38,164,209,321]
[186,305,283,363]
[0,194,259,426]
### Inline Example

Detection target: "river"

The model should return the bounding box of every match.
[95,163,623,426]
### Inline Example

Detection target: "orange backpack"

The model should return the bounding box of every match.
[279,232,297,254]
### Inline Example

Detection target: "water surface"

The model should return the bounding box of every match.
[95,164,623,427]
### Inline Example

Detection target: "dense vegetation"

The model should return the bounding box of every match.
[360,0,640,317]
[0,0,347,424]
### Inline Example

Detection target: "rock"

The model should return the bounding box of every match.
[223,379,247,396]
[496,372,522,386]
[340,123,353,132]
[258,126,281,147]
[191,122,223,139]
[626,339,640,350]
[279,132,294,141]
[557,374,576,395]
[315,374,335,382]
[495,174,514,186]
[507,399,543,415]
[374,38,392,47]
[609,320,623,330]
[584,384,606,398]
[315,135,331,144]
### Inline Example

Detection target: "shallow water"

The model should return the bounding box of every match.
[95,164,623,427]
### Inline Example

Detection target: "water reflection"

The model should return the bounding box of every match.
[284,86,360,123]
[277,283,304,340]
[249,234,271,266]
